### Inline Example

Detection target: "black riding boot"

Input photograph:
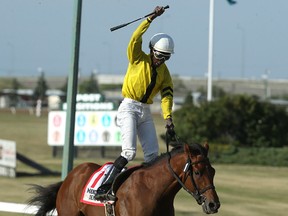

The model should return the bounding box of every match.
[95,156,128,201]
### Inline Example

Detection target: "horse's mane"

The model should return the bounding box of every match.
[142,143,208,168]
[113,143,208,192]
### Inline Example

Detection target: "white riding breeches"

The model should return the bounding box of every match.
[117,98,159,163]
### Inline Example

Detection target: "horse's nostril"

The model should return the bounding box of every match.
[209,202,216,210]
[209,201,220,211]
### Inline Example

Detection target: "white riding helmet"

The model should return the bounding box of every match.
[149,33,174,54]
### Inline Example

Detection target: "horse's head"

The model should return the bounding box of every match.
[182,142,220,214]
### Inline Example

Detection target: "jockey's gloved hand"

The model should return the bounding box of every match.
[165,118,175,137]
[149,6,165,20]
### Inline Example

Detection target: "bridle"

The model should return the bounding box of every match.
[165,132,215,205]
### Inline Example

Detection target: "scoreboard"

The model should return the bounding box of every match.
[48,111,122,146]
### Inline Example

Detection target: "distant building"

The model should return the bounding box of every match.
[0,89,34,108]
[0,88,65,109]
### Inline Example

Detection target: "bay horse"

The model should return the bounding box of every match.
[28,142,220,215]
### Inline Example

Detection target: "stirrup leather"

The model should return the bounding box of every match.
[94,189,116,202]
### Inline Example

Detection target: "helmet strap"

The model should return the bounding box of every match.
[149,42,153,50]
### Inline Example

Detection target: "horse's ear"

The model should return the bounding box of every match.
[184,143,190,154]
[203,141,209,151]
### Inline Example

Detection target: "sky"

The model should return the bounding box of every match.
[0,0,287,80]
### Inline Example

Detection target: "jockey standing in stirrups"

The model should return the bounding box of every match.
[95,6,175,201]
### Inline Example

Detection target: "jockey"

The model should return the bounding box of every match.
[95,5,175,201]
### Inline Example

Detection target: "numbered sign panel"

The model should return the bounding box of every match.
[0,139,16,177]
[48,111,121,146]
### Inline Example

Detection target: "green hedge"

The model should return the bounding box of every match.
[173,94,288,148]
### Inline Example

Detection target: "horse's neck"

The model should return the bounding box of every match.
[145,153,186,197]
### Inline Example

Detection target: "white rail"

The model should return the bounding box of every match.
[0,202,57,215]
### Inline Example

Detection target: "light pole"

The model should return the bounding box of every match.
[207,0,237,100]
[207,0,214,102]
[62,0,82,179]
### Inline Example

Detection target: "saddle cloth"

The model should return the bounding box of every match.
[80,162,113,206]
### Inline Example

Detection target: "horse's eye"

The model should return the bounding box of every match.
[194,171,200,176]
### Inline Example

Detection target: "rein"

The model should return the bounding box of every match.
[165,131,215,205]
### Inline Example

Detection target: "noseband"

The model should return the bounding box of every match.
[165,132,215,205]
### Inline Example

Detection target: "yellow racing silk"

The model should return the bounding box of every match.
[122,19,173,119]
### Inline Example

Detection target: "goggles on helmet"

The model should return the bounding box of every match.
[153,49,171,61]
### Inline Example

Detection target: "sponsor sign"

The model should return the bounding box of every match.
[48,111,121,146]
[62,93,116,111]
[0,139,16,177]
